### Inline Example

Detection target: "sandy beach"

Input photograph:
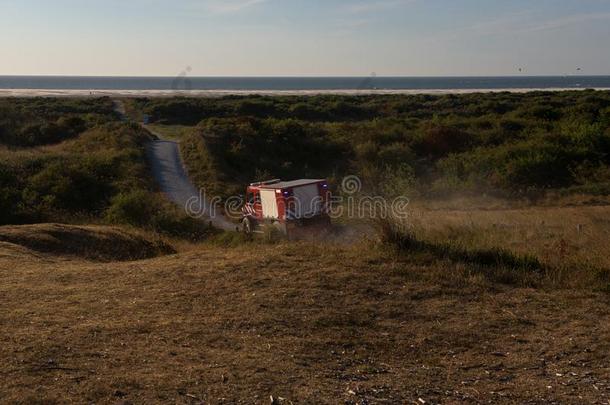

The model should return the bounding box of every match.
[1,87,608,98]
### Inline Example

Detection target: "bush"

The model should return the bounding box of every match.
[499,119,525,133]
[104,190,152,227]
[414,125,474,158]
[236,99,277,117]
[165,91,610,199]
[23,157,116,214]
[289,103,325,120]
[0,164,21,224]
[105,190,210,240]
[183,117,349,198]
[0,98,116,147]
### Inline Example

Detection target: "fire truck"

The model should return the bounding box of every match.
[241,179,331,237]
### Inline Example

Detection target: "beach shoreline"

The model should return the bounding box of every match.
[1,87,609,98]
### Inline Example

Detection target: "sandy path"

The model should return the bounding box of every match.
[145,140,235,231]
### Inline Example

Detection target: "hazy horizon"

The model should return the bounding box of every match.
[2,74,610,78]
[2,0,610,77]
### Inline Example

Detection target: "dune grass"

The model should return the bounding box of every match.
[377,204,610,291]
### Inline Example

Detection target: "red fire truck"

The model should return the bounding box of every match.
[241,179,331,237]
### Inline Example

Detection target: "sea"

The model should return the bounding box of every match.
[1,76,610,92]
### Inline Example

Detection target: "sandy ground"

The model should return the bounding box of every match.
[1,88,609,98]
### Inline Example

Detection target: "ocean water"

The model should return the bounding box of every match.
[1,76,610,91]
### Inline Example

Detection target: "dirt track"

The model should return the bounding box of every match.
[145,138,235,231]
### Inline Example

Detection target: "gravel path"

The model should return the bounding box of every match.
[145,139,235,231]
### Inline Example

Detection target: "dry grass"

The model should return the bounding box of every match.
[144,124,196,141]
[0,224,608,403]
[390,205,610,290]
[0,224,175,262]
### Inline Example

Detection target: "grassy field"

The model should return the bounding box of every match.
[393,204,610,290]
[1,94,610,402]
[0,223,608,404]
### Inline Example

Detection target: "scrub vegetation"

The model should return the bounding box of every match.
[0,98,209,239]
[133,91,610,292]
[134,90,610,200]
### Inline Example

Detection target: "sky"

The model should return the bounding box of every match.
[1,0,610,76]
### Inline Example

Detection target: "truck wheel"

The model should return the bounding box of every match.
[242,217,253,235]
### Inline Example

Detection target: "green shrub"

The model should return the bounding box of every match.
[183,117,349,197]
[23,157,116,213]
[104,190,152,227]
[105,190,210,240]
[0,98,116,147]
[0,163,21,224]
[499,119,526,133]
[414,125,474,158]
[162,91,610,199]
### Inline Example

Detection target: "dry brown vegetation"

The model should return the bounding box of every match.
[0,224,174,262]
[394,204,610,290]
[0,218,608,404]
